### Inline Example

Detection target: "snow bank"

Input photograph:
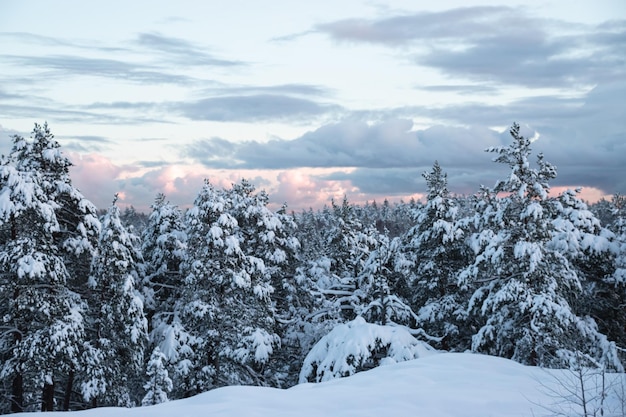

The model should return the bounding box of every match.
[19,352,626,417]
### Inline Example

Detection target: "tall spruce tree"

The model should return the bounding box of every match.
[141,194,187,341]
[460,123,620,368]
[0,127,98,412]
[174,179,297,394]
[88,196,147,406]
[400,161,471,350]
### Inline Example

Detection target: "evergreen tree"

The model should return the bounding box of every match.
[400,161,471,350]
[88,196,147,406]
[141,347,172,406]
[0,129,98,412]
[355,233,416,327]
[141,194,186,339]
[174,179,297,394]
[549,189,623,346]
[460,123,620,368]
[311,197,378,323]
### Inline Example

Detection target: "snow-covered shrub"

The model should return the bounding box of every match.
[299,316,435,383]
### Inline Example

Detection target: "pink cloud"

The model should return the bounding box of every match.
[549,186,611,204]
[67,151,610,216]
[69,152,125,209]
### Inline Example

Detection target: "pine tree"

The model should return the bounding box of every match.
[141,347,172,406]
[356,233,416,327]
[141,194,186,339]
[460,123,620,368]
[312,197,378,323]
[16,123,103,410]
[88,196,147,406]
[400,161,471,350]
[0,129,97,412]
[549,189,622,345]
[174,179,297,394]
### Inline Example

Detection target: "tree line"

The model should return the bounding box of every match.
[0,122,624,413]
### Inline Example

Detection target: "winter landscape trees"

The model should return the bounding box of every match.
[0,122,624,413]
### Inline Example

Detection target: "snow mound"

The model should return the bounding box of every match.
[19,352,626,417]
[299,316,435,383]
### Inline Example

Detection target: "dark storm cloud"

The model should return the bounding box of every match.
[135,32,243,67]
[175,94,341,122]
[314,6,625,88]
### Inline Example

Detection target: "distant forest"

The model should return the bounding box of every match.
[1,122,624,413]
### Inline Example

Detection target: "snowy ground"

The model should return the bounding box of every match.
[22,352,626,417]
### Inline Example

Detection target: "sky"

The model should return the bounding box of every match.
[17,351,626,416]
[1,0,625,212]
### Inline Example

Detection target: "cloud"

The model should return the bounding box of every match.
[183,119,502,170]
[135,32,242,67]
[0,125,22,156]
[179,77,626,198]
[3,54,195,85]
[314,6,625,88]
[315,6,524,45]
[175,94,341,122]
[68,153,127,209]
[61,135,114,153]
[416,84,498,95]
[0,101,166,125]
[0,31,128,52]
[200,83,331,97]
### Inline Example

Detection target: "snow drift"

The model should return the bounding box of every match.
[19,352,626,417]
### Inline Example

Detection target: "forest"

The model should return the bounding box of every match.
[0,122,625,413]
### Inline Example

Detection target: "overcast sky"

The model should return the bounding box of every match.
[1,0,624,212]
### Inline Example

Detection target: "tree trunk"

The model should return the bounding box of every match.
[63,369,74,411]
[41,381,55,411]
[10,373,23,413]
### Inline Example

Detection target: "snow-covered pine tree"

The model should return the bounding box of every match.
[288,197,389,383]
[0,131,97,412]
[141,194,187,339]
[141,347,172,406]
[549,189,624,349]
[460,123,620,369]
[611,194,626,288]
[17,123,101,291]
[20,124,103,410]
[88,196,147,407]
[308,197,378,323]
[175,179,296,394]
[354,233,416,327]
[400,161,471,350]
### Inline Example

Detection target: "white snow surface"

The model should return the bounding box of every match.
[20,352,626,417]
